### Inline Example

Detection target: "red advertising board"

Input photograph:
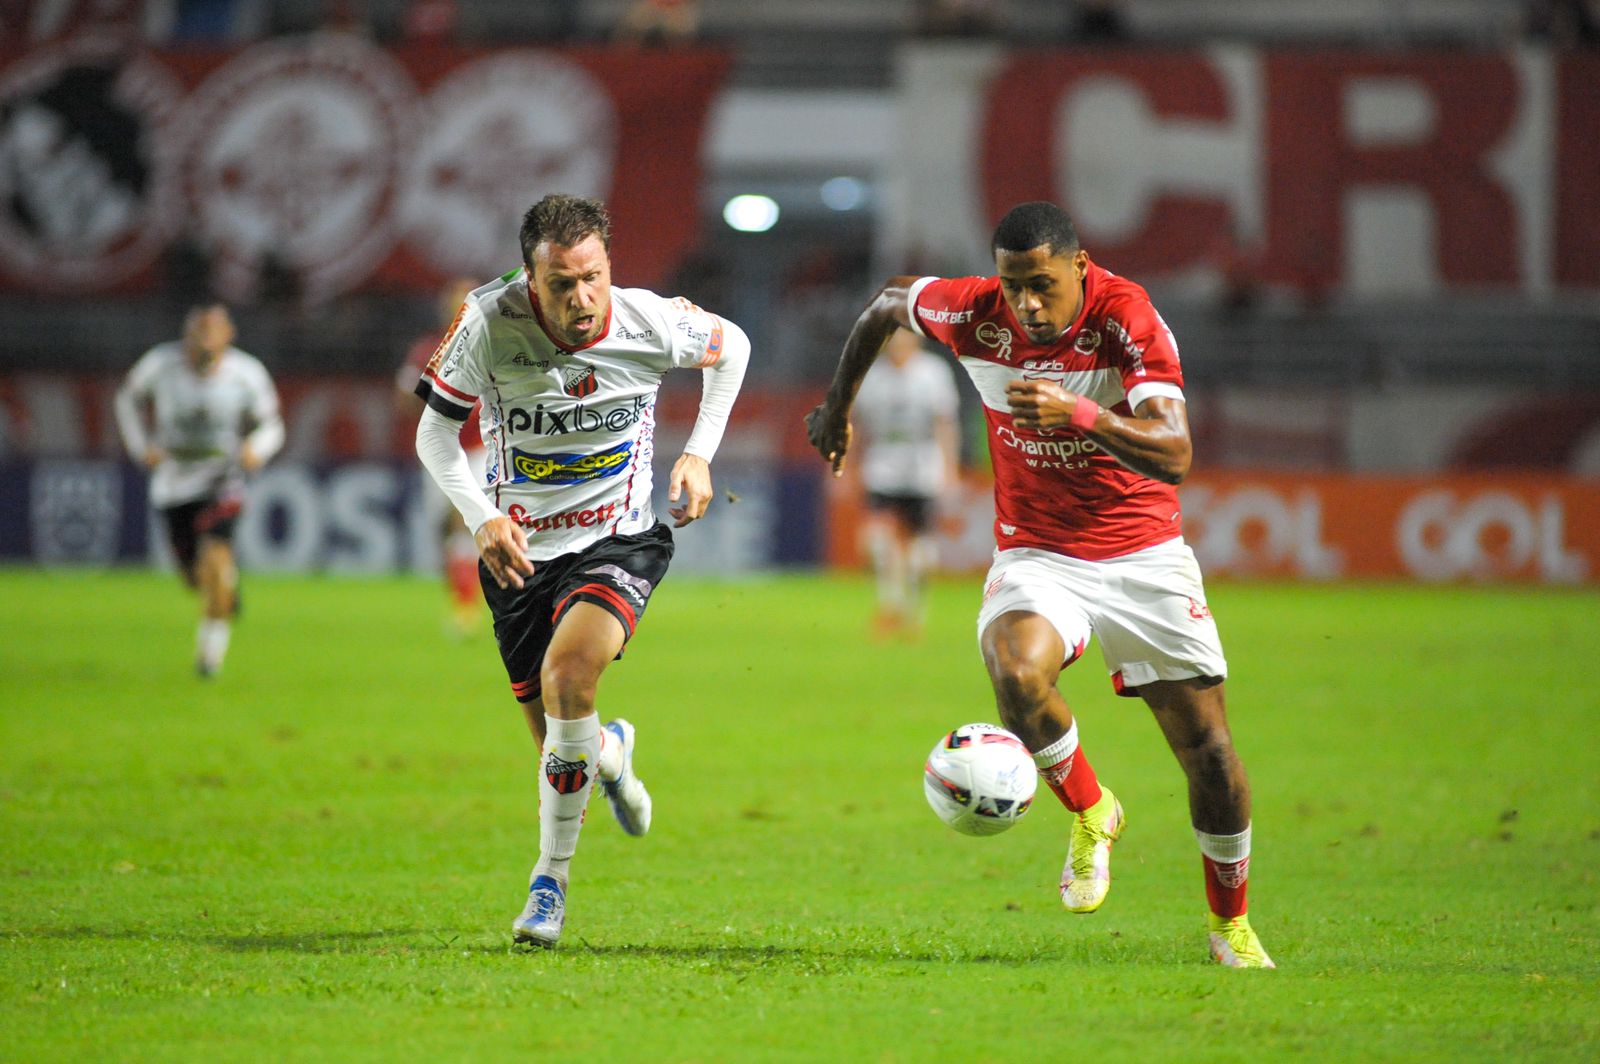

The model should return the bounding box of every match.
[828,471,1600,585]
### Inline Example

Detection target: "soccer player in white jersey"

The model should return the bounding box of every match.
[806,202,1273,968]
[114,303,284,678]
[413,194,750,947]
[851,327,960,638]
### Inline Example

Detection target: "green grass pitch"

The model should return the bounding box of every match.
[2,568,1598,1061]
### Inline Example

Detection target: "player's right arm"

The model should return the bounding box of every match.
[113,351,164,469]
[411,298,535,590]
[805,275,921,476]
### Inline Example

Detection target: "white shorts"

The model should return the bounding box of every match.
[976,538,1228,696]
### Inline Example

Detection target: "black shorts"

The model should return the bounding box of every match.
[161,494,243,576]
[480,523,674,704]
[866,492,936,534]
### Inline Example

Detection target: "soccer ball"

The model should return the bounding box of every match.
[923,723,1037,836]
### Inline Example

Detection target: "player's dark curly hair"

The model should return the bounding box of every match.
[519,194,612,266]
[991,201,1080,258]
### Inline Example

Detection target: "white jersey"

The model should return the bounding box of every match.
[415,271,731,560]
[853,348,959,497]
[114,344,282,508]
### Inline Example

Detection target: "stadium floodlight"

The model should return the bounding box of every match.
[723,194,780,233]
[820,176,865,211]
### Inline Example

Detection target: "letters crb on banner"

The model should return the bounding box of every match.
[0,35,729,299]
[897,47,1600,297]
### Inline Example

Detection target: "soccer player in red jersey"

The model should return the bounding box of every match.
[806,201,1273,968]
[395,277,485,637]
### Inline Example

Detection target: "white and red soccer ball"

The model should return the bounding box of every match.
[923,723,1037,836]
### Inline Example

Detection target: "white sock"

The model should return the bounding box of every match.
[1194,824,1252,863]
[905,536,936,620]
[196,619,231,667]
[596,725,622,782]
[532,713,600,887]
[1030,721,1079,770]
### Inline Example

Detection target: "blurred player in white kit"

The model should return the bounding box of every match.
[114,303,283,678]
[850,327,960,638]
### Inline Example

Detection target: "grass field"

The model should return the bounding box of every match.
[2,568,1598,1062]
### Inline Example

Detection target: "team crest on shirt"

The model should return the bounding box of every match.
[564,364,598,398]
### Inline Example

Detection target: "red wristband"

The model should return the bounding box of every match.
[1070,398,1100,431]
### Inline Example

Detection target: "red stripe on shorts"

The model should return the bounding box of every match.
[553,582,637,635]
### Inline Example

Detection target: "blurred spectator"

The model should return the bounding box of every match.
[1524,0,1600,45]
[1068,0,1126,41]
[163,228,217,306]
[550,0,583,41]
[402,0,459,41]
[168,0,265,41]
[258,247,302,311]
[614,0,700,46]
[1208,236,1264,319]
[915,0,1003,37]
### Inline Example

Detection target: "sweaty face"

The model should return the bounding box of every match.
[530,234,612,348]
[183,306,236,370]
[995,245,1088,346]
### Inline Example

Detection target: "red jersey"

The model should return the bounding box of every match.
[401,334,482,450]
[908,259,1187,561]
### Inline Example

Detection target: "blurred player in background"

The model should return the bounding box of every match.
[807,201,1273,969]
[114,304,283,678]
[396,277,483,636]
[414,194,749,948]
[850,326,960,639]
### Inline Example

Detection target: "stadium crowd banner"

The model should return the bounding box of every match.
[826,470,1600,585]
[895,46,1600,297]
[0,35,729,300]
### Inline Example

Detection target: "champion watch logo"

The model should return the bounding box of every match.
[564,364,597,398]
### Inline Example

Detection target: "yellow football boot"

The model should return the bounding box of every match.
[1060,788,1125,914]
[1207,913,1276,969]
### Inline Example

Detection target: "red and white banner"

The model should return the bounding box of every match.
[0,35,729,299]
[898,46,1600,297]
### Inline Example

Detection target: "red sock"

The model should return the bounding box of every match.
[1202,855,1249,919]
[447,554,479,606]
[1036,742,1103,813]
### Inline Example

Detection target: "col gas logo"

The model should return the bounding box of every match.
[508,441,632,485]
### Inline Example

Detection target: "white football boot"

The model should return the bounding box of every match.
[512,875,566,947]
[600,719,652,836]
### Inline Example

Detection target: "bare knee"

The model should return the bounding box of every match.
[982,646,1059,740]
[539,650,602,716]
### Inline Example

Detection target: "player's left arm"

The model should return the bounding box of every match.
[670,316,751,527]
[1008,388,1193,484]
[239,362,285,473]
